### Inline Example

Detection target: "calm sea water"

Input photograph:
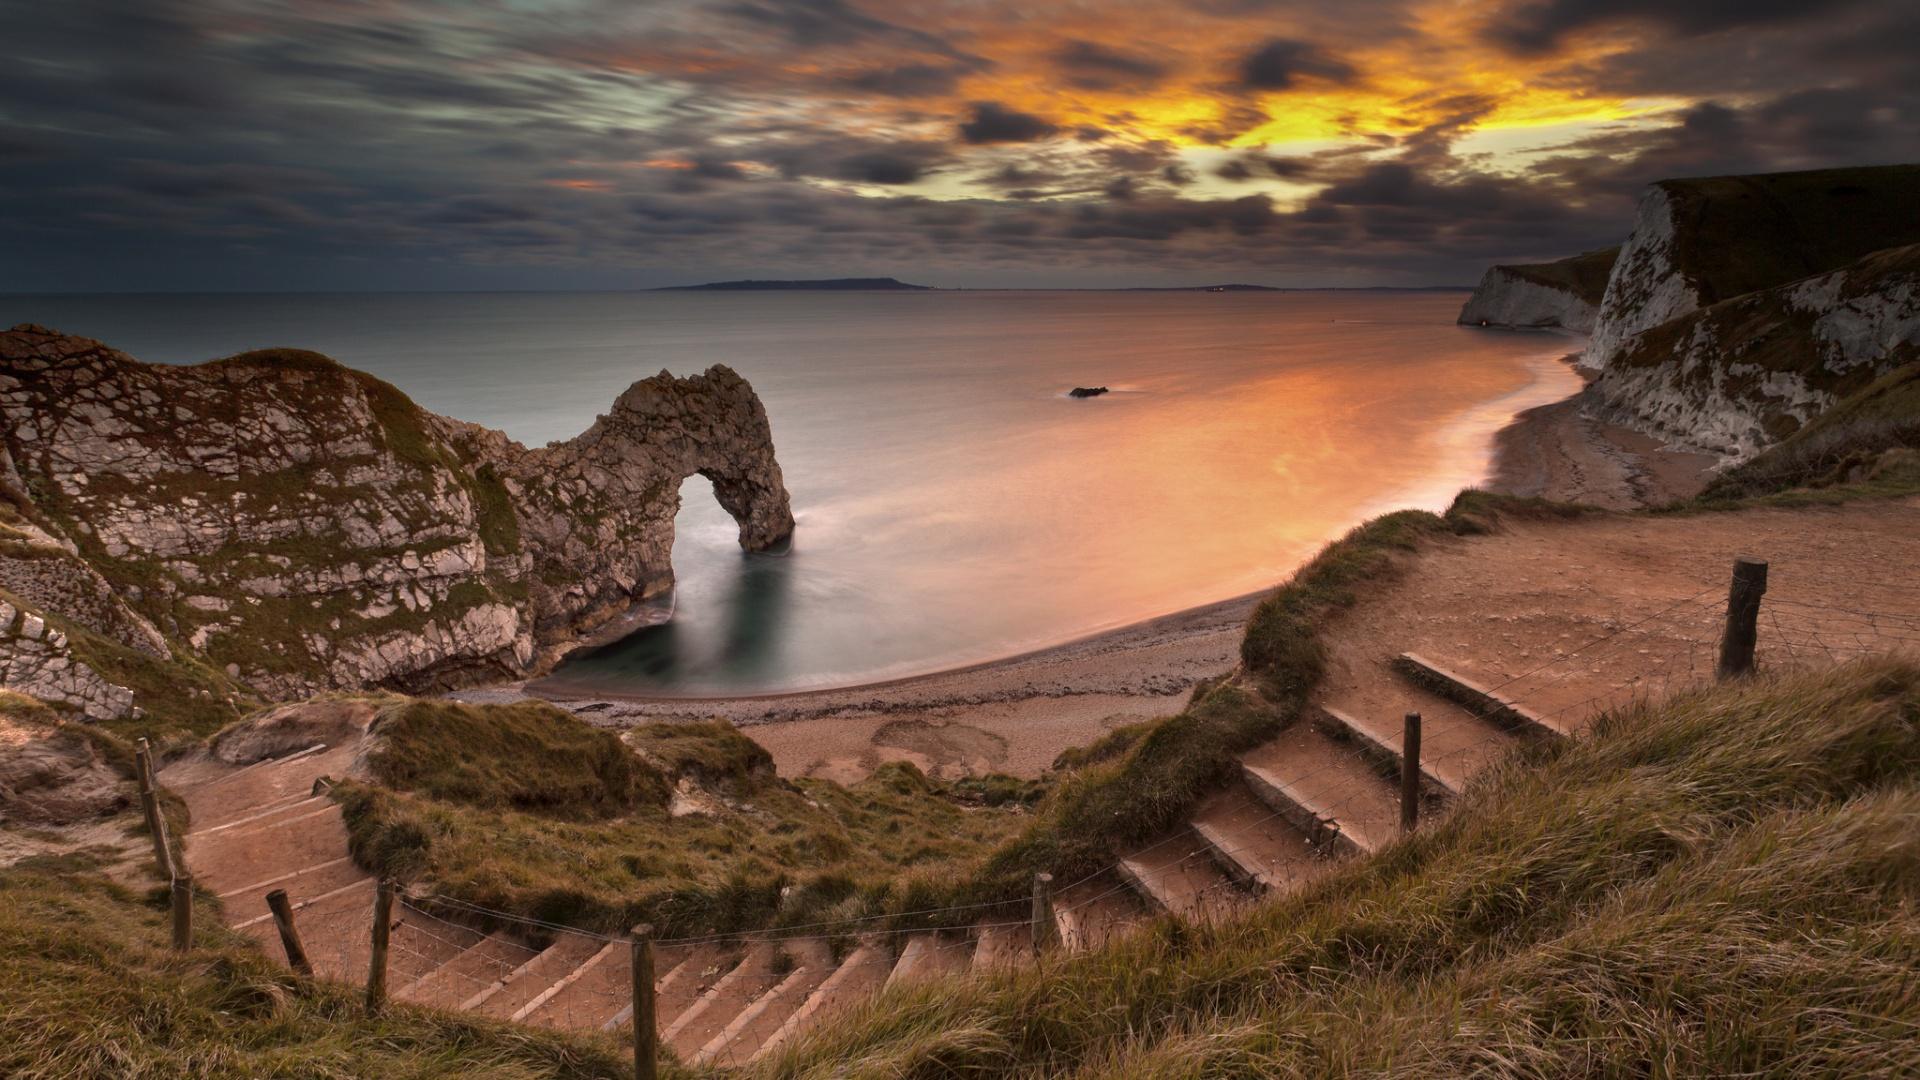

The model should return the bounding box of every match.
[5,291,1579,695]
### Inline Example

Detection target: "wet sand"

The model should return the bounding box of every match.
[458,355,1717,783]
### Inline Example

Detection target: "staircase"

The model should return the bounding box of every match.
[157,649,1578,1066]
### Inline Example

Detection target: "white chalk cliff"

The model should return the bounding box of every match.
[1457,248,1617,333]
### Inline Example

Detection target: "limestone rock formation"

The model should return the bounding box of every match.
[0,325,793,711]
[1457,247,1617,333]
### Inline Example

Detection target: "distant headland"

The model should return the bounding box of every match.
[656,277,934,291]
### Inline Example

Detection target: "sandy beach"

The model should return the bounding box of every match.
[460,353,1719,783]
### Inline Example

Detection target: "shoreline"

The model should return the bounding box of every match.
[460,349,1714,782]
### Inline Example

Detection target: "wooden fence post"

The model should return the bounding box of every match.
[171,873,194,951]
[1400,713,1422,834]
[1716,558,1769,681]
[134,739,178,880]
[630,924,657,1080]
[366,879,395,1016]
[266,889,313,976]
[1031,872,1055,955]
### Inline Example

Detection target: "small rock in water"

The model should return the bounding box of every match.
[1068,386,1110,398]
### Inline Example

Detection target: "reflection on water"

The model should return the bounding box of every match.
[577,543,795,687]
[4,288,1581,696]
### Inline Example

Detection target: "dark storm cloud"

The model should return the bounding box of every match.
[1051,41,1169,90]
[1238,39,1355,91]
[1492,0,1867,53]
[959,102,1060,144]
[0,0,1915,290]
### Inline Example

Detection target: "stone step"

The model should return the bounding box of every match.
[695,939,834,1067]
[885,931,973,989]
[662,942,783,1061]
[395,932,541,1010]
[1052,875,1144,953]
[970,920,1033,974]
[1189,783,1324,894]
[1240,726,1402,857]
[1117,831,1248,922]
[1394,653,1570,741]
[754,942,896,1063]
[464,932,604,1019]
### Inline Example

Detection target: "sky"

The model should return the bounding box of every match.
[2,0,1916,291]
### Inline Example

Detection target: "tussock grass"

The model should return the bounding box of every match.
[338,705,1035,939]
[0,855,647,1079]
[366,699,670,817]
[754,659,1920,1079]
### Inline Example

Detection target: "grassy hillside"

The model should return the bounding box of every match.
[0,853,646,1079]
[339,701,1042,939]
[754,659,1920,1078]
[1659,163,1920,306]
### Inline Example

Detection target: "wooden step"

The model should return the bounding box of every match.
[388,910,486,989]
[662,942,783,1060]
[464,933,604,1018]
[395,932,540,1010]
[236,874,375,981]
[601,942,738,1036]
[1394,653,1570,741]
[1117,831,1248,922]
[1240,728,1401,857]
[754,942,896,1062]
[1189,783,1324,894]
[885,931,972,989]
[695,939,834,1066]
[217,854,363,903]
[186,802,355,897]
[1316,705,1462,797]
[1052,875,1144,953]
[970,921,1033,974]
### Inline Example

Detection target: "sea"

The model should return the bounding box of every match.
[4,290,1582,696]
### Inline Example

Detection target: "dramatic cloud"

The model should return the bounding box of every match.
[1238,39,1356,91]
[958,101,1061,144]
[0,0,1912,290]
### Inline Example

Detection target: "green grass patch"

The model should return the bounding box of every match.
[754,658,1920,1079]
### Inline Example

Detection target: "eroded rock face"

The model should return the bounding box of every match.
[0,599,135,722]
[1588,244,1920,459]
[1587,165,1920,371]
[0,325,793,706]
[0,714,129,824]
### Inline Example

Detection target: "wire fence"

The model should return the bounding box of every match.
[204,557,1920,1061]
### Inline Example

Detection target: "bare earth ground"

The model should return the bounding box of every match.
[467,371,1919,784]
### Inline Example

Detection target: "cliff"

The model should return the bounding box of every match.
[1587,243,1920,458]
[0,325,792,715]
[1457,247,1617,332]
[1587,164,1920,369]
